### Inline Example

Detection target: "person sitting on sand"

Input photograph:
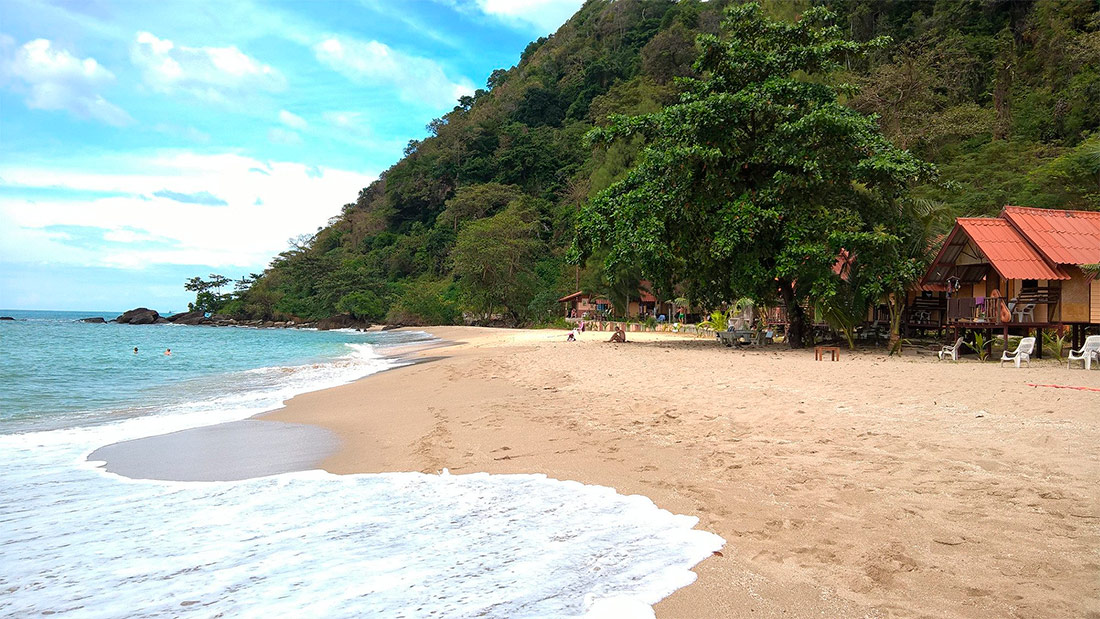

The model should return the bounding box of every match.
[566,330,576,342]
[608,326,626,343]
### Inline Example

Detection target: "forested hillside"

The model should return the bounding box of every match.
[217,0,1100,326]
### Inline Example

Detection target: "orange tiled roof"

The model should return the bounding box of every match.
[1002,206,1100,266]
[956,218,1070,280]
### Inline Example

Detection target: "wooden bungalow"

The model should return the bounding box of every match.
[558,282,659,319]
[920,206,1100,354]
[557,291,606,318]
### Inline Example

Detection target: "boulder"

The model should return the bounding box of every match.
[79,317,106,323]
[167,311,205,325]
[1,316,15,321]
[116,308,161,325]
[381,323,403,331]
[317,314,371,331]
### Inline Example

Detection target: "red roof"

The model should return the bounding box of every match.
[561,286,658,304]
[1002,206,1100,266]
[956,218,1069,280]
[832,249,853,280]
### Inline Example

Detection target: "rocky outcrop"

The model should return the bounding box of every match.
[79,317,106,323]
[113,307,345,329]
[0,316,14,321]
[316,314,371,331]
[166,311,205,325]
[115,308,163,325]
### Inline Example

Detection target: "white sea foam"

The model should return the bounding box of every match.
[0,337,725,617]
[1,432,723,617]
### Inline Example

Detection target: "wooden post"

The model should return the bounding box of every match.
[1035,327,1043,360]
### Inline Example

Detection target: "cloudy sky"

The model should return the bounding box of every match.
[0,0,584,312]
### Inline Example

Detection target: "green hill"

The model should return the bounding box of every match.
[218,0,1100,326]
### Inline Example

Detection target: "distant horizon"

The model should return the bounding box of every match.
[1,307,185,316]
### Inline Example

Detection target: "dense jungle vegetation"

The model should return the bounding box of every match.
[211,0,1100,331]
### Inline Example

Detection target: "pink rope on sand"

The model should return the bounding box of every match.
[1027,383,1100,393]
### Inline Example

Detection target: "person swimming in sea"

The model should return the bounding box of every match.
[133,347,138,354]
[165,348,171,356]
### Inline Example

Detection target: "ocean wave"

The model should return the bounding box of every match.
[0,446,723,618]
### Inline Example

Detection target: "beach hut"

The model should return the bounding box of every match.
[920,206,1100,354]
[558,281,660,320]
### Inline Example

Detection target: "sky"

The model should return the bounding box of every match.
[0,0,585,313]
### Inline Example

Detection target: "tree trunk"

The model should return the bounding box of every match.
[779,279,806,349]
[887,292,903,355]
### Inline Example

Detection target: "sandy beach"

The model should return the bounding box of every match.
[261,326,1100,618]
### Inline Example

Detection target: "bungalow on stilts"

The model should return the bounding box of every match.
[920,206,1100,357]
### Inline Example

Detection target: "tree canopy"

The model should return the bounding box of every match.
[574,3,933,346]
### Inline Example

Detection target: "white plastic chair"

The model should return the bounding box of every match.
[1014,303,1035,322]
[1000,337,1035,368]
[1068,335,1100,370]
[938,337,964,361]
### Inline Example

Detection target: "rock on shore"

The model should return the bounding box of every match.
[316,314,372,331]
[115,308,168,324]
[112,307,361,330]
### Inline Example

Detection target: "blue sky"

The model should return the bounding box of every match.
[0,0,584,312]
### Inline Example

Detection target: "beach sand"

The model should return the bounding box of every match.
[262,326,1100,618]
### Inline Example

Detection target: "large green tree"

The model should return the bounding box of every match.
[573,3,932,347]
[452,203,543,324]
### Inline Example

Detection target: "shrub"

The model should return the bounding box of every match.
[336,291,385,321]
[385,277,459,325]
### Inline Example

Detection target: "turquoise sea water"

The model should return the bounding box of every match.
[0,309,428,432]
[0,310,722,617]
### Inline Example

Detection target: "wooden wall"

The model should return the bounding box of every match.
[1061,267,1091,323]
[1091,279,1100,324]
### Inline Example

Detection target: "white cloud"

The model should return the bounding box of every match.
[5,38,133,126]
[131,31,286,103]
[268,127,302,145]
[278,109,307,129]
[0,151,375,270]
[314,36,474,108]
[153,123,212,143]
[322,111,370,135]
[476,0,583,33]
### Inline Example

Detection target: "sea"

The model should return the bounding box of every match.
[0,310,723,618]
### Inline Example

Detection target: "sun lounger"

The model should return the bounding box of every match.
[1068,335,1100,370]
[717,328,756,347]
[938,337,964,361]
[1000,336,1035,368]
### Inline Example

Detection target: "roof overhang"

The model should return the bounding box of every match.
[1001,206,1100,266]
[922,218,1070,285]
[557,291,586,303]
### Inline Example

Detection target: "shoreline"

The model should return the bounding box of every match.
[264,325,1099,618]
[83,330,450,483]
[81,324,1100,616]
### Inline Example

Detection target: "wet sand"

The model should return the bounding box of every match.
[88,420,339,482]
[264,326,1100,618]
